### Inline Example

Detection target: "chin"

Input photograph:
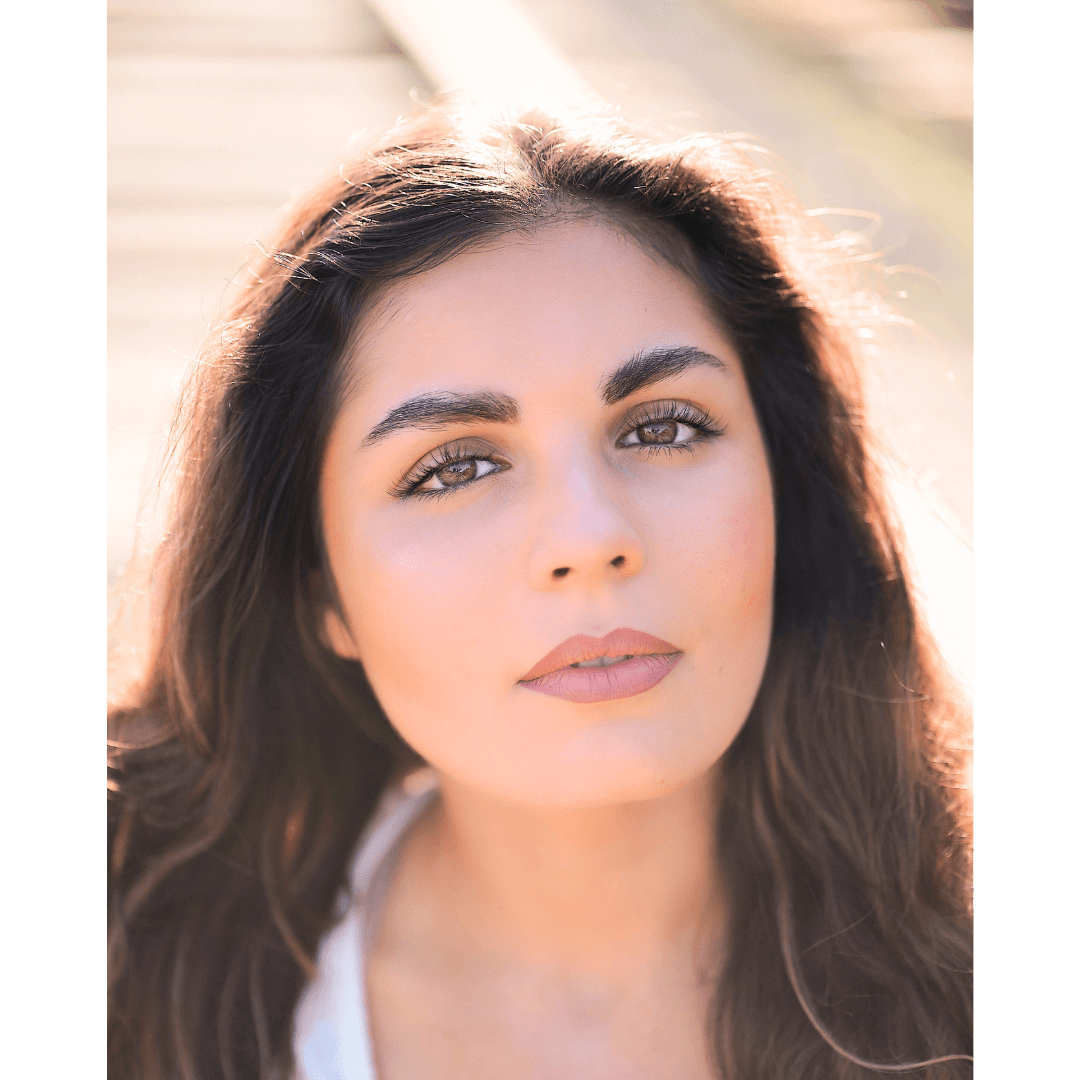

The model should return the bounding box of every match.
[435,711,737,810]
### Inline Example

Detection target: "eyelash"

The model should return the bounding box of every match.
[615,400,725,449]
[390,440,506,501]
[391,401,725,501]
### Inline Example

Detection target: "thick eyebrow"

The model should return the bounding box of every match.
[363,390,519,445]
[600,346,729,406]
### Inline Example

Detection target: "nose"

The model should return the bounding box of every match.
[526,461,645,591]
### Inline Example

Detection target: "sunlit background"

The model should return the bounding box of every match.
[108,0,972,689]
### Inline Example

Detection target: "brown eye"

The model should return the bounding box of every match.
[637,420,678,444]
[407,453,506,496]
[618,415,705,449]
[435,460,477,486]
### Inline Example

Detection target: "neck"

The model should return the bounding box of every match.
[399,767,724,983]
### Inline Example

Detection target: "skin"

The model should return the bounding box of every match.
[320,218,775,1079]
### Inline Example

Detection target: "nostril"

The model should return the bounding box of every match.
[552,567,570,579]
[610,555,626,569]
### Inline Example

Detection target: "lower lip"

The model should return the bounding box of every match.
[519,653,682,704]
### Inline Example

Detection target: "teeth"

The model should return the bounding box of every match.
[570,654,635,669]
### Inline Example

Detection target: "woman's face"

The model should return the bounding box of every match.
[321,219,774,808]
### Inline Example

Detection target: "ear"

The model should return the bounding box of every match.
[322,606,363,661]
[310,568,363,661]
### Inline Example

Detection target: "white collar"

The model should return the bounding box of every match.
[292,774,439,1080]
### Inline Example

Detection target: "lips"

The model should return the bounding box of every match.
[519,628,682,704]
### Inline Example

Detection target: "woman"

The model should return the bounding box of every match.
[108,101,972,1079]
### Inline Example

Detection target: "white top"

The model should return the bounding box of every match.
[292,774,439,1080]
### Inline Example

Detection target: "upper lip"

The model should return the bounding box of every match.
[519,628,681,682]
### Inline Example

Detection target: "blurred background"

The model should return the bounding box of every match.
[108,0,972,688]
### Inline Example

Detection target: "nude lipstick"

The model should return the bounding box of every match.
[518,628,682,704]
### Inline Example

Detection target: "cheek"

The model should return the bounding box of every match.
[641,446,775,749]
[337,509,518,712]
[707,482,774,628]
[644,449,775,636]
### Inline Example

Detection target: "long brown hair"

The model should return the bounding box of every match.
[108,101,972,1080]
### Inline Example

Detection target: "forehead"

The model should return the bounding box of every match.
[345,218,740,401]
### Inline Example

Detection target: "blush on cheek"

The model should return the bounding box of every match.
[736,509,776,619]
[677,473,774,622]
[347,550,501,716]
[719,457,775,607]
